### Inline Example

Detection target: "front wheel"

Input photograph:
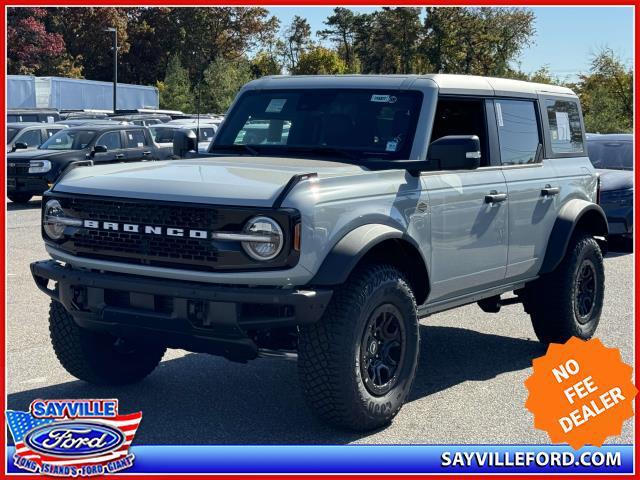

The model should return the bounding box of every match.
[523,231,605,344]
[298,264,420,431]
[49,300,166,385]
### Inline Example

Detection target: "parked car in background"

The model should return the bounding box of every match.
[56,119,128,127]
[7,124,161,203]
[7,123,67,153]
[149,123,217,153]
[111,114,171,126]
[7,108,60,123]
[59,110,111,121]
[586,133,633,245]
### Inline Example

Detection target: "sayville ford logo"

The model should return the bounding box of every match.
[6,399,141,477]
[24,421,126,458]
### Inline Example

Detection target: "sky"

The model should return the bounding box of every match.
[268,6,634,81]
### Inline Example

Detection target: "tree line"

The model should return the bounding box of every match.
[7,7,632,132]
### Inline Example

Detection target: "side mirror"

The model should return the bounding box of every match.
[93,145,108,154]
[173,129,198,158]
[13,142,28,151]
[427,135,481,170]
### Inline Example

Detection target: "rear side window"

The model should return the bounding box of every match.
[495,99,540,165]
[17,129,42,147]
[545,99,584,154]
[97,131,122,150]
[125,129,148,148]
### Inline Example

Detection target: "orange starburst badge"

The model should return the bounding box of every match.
[525,337,637,450]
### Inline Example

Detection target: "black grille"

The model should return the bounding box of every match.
[8,163,29,176]
[50,194,298,271]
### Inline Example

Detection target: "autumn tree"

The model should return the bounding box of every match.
[573,49,633,133]
[7,7,80,77]
[293,46,346,75]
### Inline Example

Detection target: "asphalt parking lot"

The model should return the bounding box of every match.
[6,197,635,445]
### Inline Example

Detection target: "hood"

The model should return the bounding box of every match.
[53,156,364,207]
[6,149,83,162]
[596,168,634,191]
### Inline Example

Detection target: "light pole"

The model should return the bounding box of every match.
[105,27,117,113]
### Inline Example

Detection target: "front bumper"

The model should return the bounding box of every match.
[31,260,332,361]
[7,174,50,195]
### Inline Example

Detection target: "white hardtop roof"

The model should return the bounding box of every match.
[247,74,576,98]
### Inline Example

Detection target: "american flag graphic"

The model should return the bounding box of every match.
[6,409,142,467]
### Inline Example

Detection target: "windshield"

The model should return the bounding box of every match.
[587,140,633,170]
[7,128,19,143]
[213,89,422,161]
[40,129,97,150]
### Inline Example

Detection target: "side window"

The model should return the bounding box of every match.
[125,130,148,148]
[431,98,489,166]
[46,129,60,138]
[97,131,122,150]
[495,99,540,165]
[545,99,584,154]
[17,129,42,147]
[199,127,216,141]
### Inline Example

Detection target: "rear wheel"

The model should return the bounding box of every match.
[7,193,32,204]
[298,264,420,431]
[49,300,166,385]
[523,231,604,344]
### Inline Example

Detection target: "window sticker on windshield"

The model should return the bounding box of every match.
[556,112,570,141]
[496,102,504,127]
[55,138,62,143]
[371,94,397,103]
[386,140,398,152]
[266,99,287,113]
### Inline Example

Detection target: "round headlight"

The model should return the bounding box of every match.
[43,200,66,240]
[241,216,284,261]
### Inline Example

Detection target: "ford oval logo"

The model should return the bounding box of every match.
[24,421,125,458]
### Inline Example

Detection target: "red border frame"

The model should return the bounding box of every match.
[1,2,637,478]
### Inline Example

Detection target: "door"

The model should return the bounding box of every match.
[124,129,153,161]
[92,131,126,164]
[493,98,560,279]
[424,97,509,302]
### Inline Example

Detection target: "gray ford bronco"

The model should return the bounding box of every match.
[31,75,608,431]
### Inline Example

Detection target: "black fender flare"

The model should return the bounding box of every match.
[311,224,419,286]
[539,199,608,275]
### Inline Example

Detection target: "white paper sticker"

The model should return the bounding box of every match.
[55,138,62,143]
[137,142,144,147]
[266,99,287,113]
[556,111,570,141]
[128,134,134,140]
[386,140,398,152]
[47,116,54,123]
[495,102,504,127]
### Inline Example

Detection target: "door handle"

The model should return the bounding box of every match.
[115,154,125,159]
[142,151,151,156]
[541,185,560,196]
[485,191,507,204]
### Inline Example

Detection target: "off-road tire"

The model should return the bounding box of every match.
[7,193,32,204]
[298,264,420,431]
[523,231,604,344]
[49,300,166,385]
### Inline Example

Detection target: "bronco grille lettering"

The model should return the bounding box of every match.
[83,220,213,239]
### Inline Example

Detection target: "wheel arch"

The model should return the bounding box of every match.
[310,224,430,305]
[540,199,608,275]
